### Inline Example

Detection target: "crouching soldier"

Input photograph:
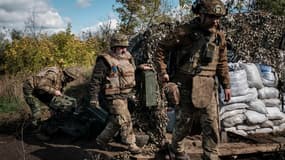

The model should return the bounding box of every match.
[89,33,148,154]
[23,66,80,129]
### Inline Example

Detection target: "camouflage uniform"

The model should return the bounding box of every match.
[89,33,141,153]
[154,1,230,159]
[23,66,79,123]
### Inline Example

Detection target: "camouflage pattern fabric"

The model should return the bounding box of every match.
[96,98,136,145]
[172,90,219,160]
[154,17,230,160]
[22,67,66,121]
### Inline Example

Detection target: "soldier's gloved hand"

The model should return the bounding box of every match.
[54,90,63,96]
[90,100,100,108]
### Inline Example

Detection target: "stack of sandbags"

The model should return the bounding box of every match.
[220,63,285,136]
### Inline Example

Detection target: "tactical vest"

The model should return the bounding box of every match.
[100,52,136,95]
[31,67,63,91]
[177,28,225,77]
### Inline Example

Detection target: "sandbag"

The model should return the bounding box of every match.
[240,63,264,89]
[248,99,267,114]
[266,107,285,120]
[272,118,285,126]
[220,109,245,120]
[220,103,249,115]
[260,120,274,128]
[221,87,258,105]
[258,87,279,99]
[262,98,281,107]
[224,127,248,136]
[230,69,249,96]
[236,124,260,131]
[245,110,267,124]
[254,128,273,134]
[222,113,246,127]
[256,64,278,87]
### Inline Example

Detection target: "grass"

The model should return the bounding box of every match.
[0,96,22,113]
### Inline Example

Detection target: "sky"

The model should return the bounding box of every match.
[0,0,235,36]
[0,0,119,35]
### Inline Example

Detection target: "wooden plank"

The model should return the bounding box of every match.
[219,142,285,156]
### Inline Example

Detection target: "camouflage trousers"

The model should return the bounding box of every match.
[171,90,220,160]
[23,81,42,121]
[96,98,136,145]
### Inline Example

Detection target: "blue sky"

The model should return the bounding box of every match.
[50,0,118,34]
[1,0,239,35]
[0,0,119,35]
[0,0,185,35]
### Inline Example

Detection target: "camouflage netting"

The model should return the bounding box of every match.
[129,23,177,146]
[222,12,285,75]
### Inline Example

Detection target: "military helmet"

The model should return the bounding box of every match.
[63,66,80,80]
[192,0,226,16]
[110,33,129,48]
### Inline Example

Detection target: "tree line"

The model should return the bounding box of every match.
[0,0,283,75]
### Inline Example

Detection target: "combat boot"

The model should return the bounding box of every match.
[175,152,190,160]
[128,143,142,154]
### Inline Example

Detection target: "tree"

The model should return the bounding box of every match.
[114,0,179,34]
[24,9,43,38]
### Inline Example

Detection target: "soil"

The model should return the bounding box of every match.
[1,111,285,160]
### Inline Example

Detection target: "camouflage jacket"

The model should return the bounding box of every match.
[25,67,66,95]
[89,51,136,102]
[154,17,230,89]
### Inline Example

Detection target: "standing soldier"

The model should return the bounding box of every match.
[89,33,146,154]
[23,66,80,126]
[154,0,231,159]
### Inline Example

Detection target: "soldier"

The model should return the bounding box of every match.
[89,33,149,154]
[154,0,231,160]
[23,66,80,126]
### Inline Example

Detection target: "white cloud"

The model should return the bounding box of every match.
[80,19,118,33]
[0,0,66,33]
[76,0,92,8]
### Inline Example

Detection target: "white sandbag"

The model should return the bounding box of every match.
[220,109,245,120]
[273,126,281,133]
[224,126,248,136]
[229,68,247,82]
[256,64,278,87]
[272,118,285,126]
[262,78,278,87]
[266,107,285,120]
[254,128,273,134]
[222,113,246,128]
[220,103,249,115]
[230,69,249,96]
[231,84,250,97]
[224,127,237,132]
[248,99,267,114]
[260,120,274,128]
[236,125,260,131]
[234,130,248,136]
[258,87,279,99]
[262,99,281,107]
[245,110,267,124]
[221,88,258,105]
[240,63,264,89]
[279,123,285,131]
